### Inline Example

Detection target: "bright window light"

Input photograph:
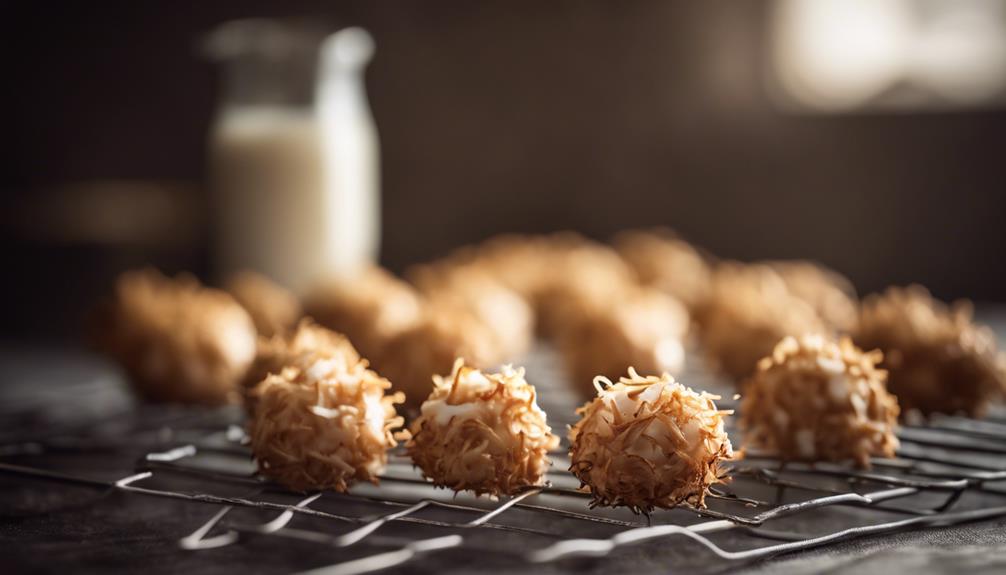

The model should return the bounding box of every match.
[771,0,1006,111]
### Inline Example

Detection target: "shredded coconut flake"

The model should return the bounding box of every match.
[405,359,559,496]
[569,369,735,513]
[740,335,900,468]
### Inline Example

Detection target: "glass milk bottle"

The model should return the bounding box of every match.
[205,20,380,294]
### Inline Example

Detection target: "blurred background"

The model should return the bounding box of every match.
[3,0,1006,341]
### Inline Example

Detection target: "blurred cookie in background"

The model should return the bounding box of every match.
[304,265,423,360]
[408,263,534,362]
[701,262,827,381]
[556,285,689,396]
[227,270,303,337]
[614,228,713,317]
[765,260,858,334]
[855,285,1006,417]
[371,308,498,412]
[101,268,257,405]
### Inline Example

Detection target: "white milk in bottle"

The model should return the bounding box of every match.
[207,22,379,294]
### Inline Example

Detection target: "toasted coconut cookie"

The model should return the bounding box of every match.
[420,232,636,338]
[766,260,858,333]
[241,320,360,413]
[249,358,403,492]
[741,335,899,467]
[226,271,302,337]
[441,233,607,303]
[531,234,637,338]
[614,228,713,314]
[405,360,559,496]
[557,287,689,396]
[373,310,499,411]
[701,263,827,381]
[855,285,1006,417]
[304,266,423,359]
[422,234,551,302]
[568,369,734,513]
[104,268,256,405]
[409,264,534,361]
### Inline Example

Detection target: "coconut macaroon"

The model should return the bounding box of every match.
[304,266,423,359]
[531,234,637,337]
[438,233,599,301]
[226,271,302,337]
[614,228,713,314]
[557,287,689,396]
[569,369,734,513]
[409,264,534,361]
[249,357,403,492]
[373,310,500,411]
[855,285,1006,417]
[420,234,551,303]
[441,233,635,335]
[405,360,560,496]
[241,320,361,412]
[701,263,827,381]
[103,268,257,405]
[741,335,900,467]
[766,260,858,333]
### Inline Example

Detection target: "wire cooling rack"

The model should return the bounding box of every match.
[2,346,1006,575]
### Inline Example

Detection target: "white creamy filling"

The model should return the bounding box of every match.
[601,383,710,458]
[802,333,826,350]
[628,417,671,460]
[622,413,707,460]
[850,393,868,421]
[363,393,387,438]
[462,369,494,393]
[817,355,846,375]
[421,368,506,426]
[308,393,386,445]
[605,383,664,417]
[306,357,341,381]
[423,399,486,426]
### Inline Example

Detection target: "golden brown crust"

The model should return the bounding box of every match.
[226,271,302,337]
[249,358,403,492]
[614,228,713,314]
[740,335,900,467]
[104,268,257,405]
[568,369,734,513]
[404,360,560,496]
[556,287,689,397]
[241,320,361,414]
[854,285,1006,416]
[303,266,423,359]
[701,262,827,381]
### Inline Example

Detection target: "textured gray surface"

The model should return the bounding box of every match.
[1,338,1005,575]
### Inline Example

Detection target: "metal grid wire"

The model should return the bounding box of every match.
[3,348,1006,574]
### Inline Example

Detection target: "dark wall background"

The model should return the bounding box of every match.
[3,1,1006,339]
